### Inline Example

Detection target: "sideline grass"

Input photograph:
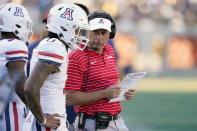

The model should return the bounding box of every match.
[121,92,197,131]
[136,78,197,92]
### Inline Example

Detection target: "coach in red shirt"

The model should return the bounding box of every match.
[65,10,136,131]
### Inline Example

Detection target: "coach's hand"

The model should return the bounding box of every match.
[104,85,121,99]
[45,113,60,128]
[124,88,136,99]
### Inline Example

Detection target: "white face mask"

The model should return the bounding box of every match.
[72,27,90,51]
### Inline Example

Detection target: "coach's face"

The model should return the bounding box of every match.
[88,29,110,54]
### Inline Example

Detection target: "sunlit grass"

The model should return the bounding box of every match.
[121,92,197,131]
[120,78,197,131]
[135,78,197,92]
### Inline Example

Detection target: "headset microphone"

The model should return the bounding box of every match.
[86,46,98,51]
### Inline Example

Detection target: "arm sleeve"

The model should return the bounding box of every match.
[38,40,66,68]
[5,39,28,62]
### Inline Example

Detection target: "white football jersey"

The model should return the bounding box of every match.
[30,38,68,115]
[0,39,28,103]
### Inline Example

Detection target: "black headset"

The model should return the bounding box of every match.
[88,10,116,39]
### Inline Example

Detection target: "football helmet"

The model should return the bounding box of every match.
[47,3,89,51]
[0,3,33,42]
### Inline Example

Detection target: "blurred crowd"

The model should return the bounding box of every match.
[1,0,197,77]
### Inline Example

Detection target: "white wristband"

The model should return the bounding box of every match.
[40,117,46,125]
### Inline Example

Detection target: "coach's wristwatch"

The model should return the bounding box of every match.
[39,117,47,126]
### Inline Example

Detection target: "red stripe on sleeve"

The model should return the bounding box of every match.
[38,52,64,60]
[6,50,28,55]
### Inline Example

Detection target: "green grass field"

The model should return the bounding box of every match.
[120,78,197,131]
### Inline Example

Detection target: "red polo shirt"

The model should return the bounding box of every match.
[65,44,121,115]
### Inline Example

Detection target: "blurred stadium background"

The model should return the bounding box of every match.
[1,0,197,130]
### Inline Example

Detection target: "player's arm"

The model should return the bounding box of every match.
[5,40,29,104]
[65,85,121,106]
[25,39,65,126]
[24,61,59,124]
[6,60,27,104]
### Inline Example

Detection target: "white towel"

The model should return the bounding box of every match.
[55,114,68,131]
[23,111,35,131]
[23,112,68,131]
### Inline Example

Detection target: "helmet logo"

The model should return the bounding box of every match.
[61,8,73,21]
[99,19,104,24]
[14,7,24,17]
